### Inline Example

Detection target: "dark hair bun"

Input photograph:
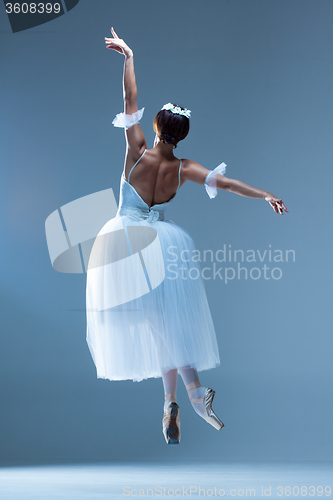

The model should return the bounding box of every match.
[153,104,190,148]
[160,132,177,146]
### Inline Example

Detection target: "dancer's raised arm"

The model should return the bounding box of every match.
[182,160,288,215]
[105,27,147,158]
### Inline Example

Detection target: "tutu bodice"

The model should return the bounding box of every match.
[116,173,172,222]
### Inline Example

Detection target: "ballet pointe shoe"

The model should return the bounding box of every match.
[162,393,180,444]
[186,380,224,431]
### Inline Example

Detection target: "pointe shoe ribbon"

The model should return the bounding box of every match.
[164,392,177,402]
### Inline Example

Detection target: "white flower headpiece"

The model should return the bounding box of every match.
[161,103,191,119]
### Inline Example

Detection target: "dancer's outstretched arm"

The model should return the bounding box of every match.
[182,160,288,215]
[105,27,147,159]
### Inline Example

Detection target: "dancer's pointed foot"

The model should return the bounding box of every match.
[186,381,224,430]
[162,402,180,444]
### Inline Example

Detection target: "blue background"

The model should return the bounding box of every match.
[1,0,332,464]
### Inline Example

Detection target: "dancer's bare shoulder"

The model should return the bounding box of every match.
[181,158,229,188]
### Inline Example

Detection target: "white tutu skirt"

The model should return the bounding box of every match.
[86,169,220,382]
[86,174,220,382]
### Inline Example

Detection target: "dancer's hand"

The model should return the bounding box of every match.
[105,27,133,59]
[264,194,288,215]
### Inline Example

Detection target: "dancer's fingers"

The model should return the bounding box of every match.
[106,45,123,53]
[111,27,119,38]
[270,202,278,213]
[277,199,288,213]
[105,38,124,49]
[277,202,284,214]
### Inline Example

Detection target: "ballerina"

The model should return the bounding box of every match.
[86,27,288,446]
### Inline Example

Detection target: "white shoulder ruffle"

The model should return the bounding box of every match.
[204,162,227,199]
[112,107,145,130]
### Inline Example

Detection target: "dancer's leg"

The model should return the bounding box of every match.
[147,321,179,411]
[162,368,178,412]
[178,366,206,415]
[146,322,181,443]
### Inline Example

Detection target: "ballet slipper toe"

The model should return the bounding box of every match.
[162,402,180,444]
[186,381,224,431]
[204,388,224,430]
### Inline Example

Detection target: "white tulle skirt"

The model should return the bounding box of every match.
[86,214,220,382]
